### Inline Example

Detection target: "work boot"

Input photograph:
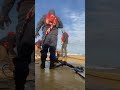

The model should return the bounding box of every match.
[14,59,29,90]
[40,60,45,69]
[54,57,59,63]
[50,61,56,69]
[40,64,45,69]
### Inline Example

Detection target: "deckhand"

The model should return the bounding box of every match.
[35,9,63,69]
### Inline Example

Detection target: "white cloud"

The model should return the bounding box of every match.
[57,8,85,54]
[63,9,85,31]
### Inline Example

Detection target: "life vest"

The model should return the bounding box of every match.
[61,35,65,42]
[61,32,69,42]
[46,13,57,26]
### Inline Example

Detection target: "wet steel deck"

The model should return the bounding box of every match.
[35,60,85,90]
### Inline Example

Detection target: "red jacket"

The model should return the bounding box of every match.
[61,32,69,43]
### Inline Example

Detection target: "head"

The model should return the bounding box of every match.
[48,9,56,15]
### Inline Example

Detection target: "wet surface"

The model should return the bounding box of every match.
[86,67,120,90]
[87,68,120,74]
[86,74,120,90]
[35,60,85,90]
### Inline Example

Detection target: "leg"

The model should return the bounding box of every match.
[14,43,33,90]
[40,44,49,69]
[48,35,57,69]
[14,60,29,90]
[62,43,66,57]
[64,43,67,57]
[61,44,64,57]
[49,46,56,69]
[14,3,34,89]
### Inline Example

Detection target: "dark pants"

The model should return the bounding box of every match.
[14,44,34,90]
[14,2,34,90]
[61,43,67,56]
[41,34,57,67]
[14,58,29,90]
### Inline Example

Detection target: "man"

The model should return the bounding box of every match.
[36,9,63,69]
[0,0,34,90]
[61,29,69,57]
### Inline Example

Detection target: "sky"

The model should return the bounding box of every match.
[35,0,85,55]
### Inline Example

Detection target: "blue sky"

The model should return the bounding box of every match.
[35,0,85,55]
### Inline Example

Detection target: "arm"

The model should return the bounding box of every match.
[0,0,16,30]
[36,15,45,35]
[1,0,16,16]
[56,17,63,28]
